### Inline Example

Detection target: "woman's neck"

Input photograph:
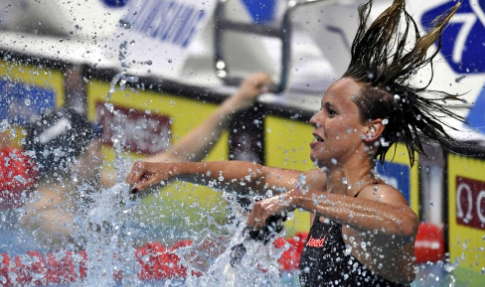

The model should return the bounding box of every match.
[325,158,376,197]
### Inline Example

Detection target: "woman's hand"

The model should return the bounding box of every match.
[247,189,301,229]
[125,161,176,194]
[228,72,273,110]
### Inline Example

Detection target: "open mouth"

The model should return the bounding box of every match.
[312,134,324,143]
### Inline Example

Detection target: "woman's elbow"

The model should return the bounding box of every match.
[399,211,419,242]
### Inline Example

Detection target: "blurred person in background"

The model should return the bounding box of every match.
[0,72,271,251]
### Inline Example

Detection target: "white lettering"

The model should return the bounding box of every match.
[125,0,206,48]
[449,14,477,63]
[477,190,485,223]
[456,182,473,221]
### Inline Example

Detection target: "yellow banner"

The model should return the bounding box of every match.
[265,115,315,235]
[447,153,485,277]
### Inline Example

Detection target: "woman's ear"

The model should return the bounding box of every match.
[363,119,385,143]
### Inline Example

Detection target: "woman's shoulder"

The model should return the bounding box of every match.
[358,181,410,206]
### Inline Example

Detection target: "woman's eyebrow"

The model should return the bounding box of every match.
[323,102,335,109]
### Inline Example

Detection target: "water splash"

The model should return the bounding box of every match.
[106,40,139,102]
[186,224,286,287]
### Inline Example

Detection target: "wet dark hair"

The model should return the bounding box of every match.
[343,0,465,165]
[24,108,98,176]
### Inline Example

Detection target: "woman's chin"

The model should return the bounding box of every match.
[309,154,326,168]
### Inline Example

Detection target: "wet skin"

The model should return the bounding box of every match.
[247,78,418,283]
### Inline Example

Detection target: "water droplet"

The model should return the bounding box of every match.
[394,94,401,101]
[0,119,10,132]
[24,98,31,106]
[119,19,132,29]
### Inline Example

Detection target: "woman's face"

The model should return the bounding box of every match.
[309,77,368,167]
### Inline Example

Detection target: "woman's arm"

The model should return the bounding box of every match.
[126,160,302,195]
[146,73,272,163]
[248,184,418,240]
[126,161,328,198]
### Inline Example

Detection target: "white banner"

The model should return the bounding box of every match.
[0,0,217,80]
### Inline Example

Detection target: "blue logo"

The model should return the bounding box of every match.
[421,0,485,74]
[241,0,277,24]
[101,0,129,8]
[466,82,485,134]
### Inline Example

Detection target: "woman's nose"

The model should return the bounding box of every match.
[309,111,322,128]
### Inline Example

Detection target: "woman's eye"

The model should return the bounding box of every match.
[328,109,337,117]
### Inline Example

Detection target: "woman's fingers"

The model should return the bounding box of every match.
[131,176,156,194]
[127,162,173,194]
[247,200,278,229]
[125,161,147,184]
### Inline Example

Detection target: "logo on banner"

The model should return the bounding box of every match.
[456,176,485,230]
[101,0,129,8]
[241,0,277,23]
[376,161,410,202]
[421,0,485,74]
[96,102,171,154]
[466,83,485,134]
[123,0,209,48]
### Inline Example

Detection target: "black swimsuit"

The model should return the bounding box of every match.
[299,195,409,286]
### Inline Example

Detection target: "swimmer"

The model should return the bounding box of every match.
[126,0,465,285]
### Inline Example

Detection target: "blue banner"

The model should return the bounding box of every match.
[376,161,411,202]
[0,79,56,126]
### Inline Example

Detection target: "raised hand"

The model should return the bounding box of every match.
[230,72,273,110]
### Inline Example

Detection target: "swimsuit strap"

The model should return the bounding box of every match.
[354,177,378,198]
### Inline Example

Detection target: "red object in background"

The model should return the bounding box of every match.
[276,232,308,271]
[14,251,48,286]
[135,240,202,280]
[0,251,87,286]
[0,147,37,209]
[0,253,13,286]
[414,222,445,264]
[135,242,169,280]
[1,235,311,286]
